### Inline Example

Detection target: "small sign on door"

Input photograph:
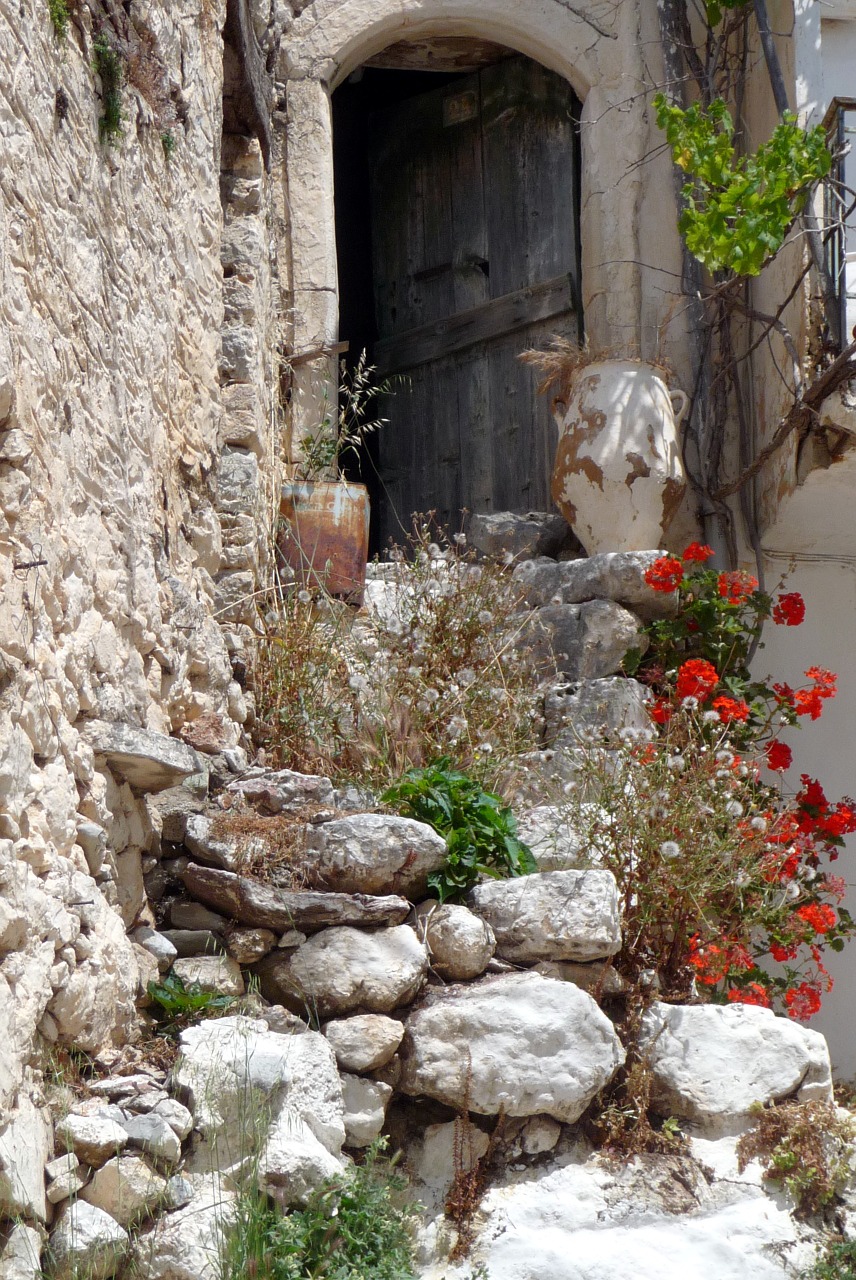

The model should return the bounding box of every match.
[443,90,478,127]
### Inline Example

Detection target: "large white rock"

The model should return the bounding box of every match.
[419,904,496,980]
[173,1016,344,1176]
[260,1112,343,1206]
[301,814,448,897]
[513,552,677,618]
[171,955,245,997]
[262,925,429,1018]
[323,1014,405,1073]
[639,1003,833,1127]
[81,722,204,794]
[0,1224,43,1280]
[54,1114,128,1168]
[341,1075,393,1148]
[516,806,585,870]
[409,1120,490,1192]
[0,1093,51,1219]
[49,1202,128,1280]
[133,1176,235,1280]
[81,1156,167,1227]
[468,870,621,964]
[399,972,624,1122]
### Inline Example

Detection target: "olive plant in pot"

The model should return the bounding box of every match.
[278,351,393,604]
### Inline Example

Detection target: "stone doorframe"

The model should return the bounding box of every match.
[276,0,660,451]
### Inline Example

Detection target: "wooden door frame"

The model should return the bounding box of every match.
[277,0,673,457]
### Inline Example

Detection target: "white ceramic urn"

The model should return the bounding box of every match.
[551,359,689,555]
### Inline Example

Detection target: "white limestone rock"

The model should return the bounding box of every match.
[516,806,586,869]
[301,814,448,897]
[173,1017,344,1175]
[225,768,335,813]
[639,1002,834,1127]
[260,1112,344,1207]
[171,955,245,997]
[151,1098,194,1142]
[54,1114,128,1168]
[399,972,624,1121]
[262,925,429,1018]
[80,722,204,794]
[48,1202,129,1280]
[468,870,621,964]
[519,601,647,681]
[341,1075,393,1148]
[409,1119,490,1192]
[81,1156,167,1227]
[132,927,178,972]
[0,1224,43,1280]
[133,1176,235,1280]
[120,1115,182,1166]
[544,677,651,745]
[0,1093,51,1219]
[323,1014,405,1073]
[417,903,496,980]
[513,551,678,618]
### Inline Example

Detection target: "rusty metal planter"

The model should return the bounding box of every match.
[277,480,370,604]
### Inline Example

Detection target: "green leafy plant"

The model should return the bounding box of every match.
[93,34,124,145]
[147,973,236,1030]
[382,759,537,902]
[653,94,831,276]
[812,1239,856,1279]
[161,130,177,160]
[221,1138,419,1280]
[703,0,750,26]
[296,349,397,482]
[737,1100,856,1218]
[48,0,70,40]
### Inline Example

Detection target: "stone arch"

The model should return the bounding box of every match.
[278,0,650,446]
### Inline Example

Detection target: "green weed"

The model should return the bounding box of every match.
[161,130,176,160]
[382,759,536,902]
[812,1239,856,1279]
[737,1100,856,1218]
[147,973,236,1032]
[93,34,124,145]
[48,0,70,40]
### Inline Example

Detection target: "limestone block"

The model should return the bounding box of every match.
[341,1075,392,1148]
[216,448,260,516]
[516,806,585,869]
[179,713,232,756]
[183,815,246,871]
[133,1178,235,1280]
[81,722,204,794]
[639,1003,833,1127]
[225,927,277,964]
[81,1156,167,1227]
[323,1014,405,1073]
[147,789,207,845]
[46,1165,89,1205]
[520,601,647,681]
[0,1093,51,1219]
[399,972,625,1121]
[417,903,496,980]
[151,1098,193,1142]
[225,768,335,812]
[171,956,245,998]
[409,1119,489,1190]
[300,814,448,897]
[170,901,228,932]
[220,327,261,385]
[120,1115,182,1166]
[260,1113,343,1207]
[0,1224,43,1280]
[173,1017,345,1171]
[54,1115,128,1167]
[132,928,178,973]
[257,925,429,1018]
[468,512,580,563]
[48,1202,128,1280]
[212,571,256,625]
[180,862,411,931]
[544,677,651,745]
[161,930,225,958]
[468,870,621,964]
[513,551,678,618]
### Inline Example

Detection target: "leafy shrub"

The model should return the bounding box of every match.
[93,34,124,145]
[737,1100,856,1218]
[221,1139,419,1280]
[147,973,236,1031]
[653,94,831,276]
[48,0,70,40]
[383,760,536,902]
[813,1239,856,1279]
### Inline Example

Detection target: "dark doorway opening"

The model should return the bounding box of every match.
[332,49,582,554]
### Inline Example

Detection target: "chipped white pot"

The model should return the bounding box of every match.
[551,360,688,554]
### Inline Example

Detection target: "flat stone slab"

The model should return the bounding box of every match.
[301,814,448,897]
[399,971,624,1122]
[80,721,204,794]
[468,870,621,964]
[180,863,411,931]
[513,551,678,618]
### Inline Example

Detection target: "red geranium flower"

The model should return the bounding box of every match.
[726,943,754,972]
[644,556,684,592]
[772,682,796,710]
[796,903,837,935]
[682,542,715,562]
[718,570,759,604]
[676,658,719,702]
[770,942,798,962]
[765,740,792,772]
[650,698,673,725]
[727,983,771,1008]
[772,592,806,626]
[785,982,822,1020]
[687,936,728,985]
[712,695,750,723]
[822,803,856,838]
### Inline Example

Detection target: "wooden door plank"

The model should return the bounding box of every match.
[374,274,575,374]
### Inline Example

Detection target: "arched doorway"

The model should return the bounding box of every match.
[332,43,583,549]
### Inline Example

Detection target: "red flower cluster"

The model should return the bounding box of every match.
[712,695,750,723]
[682,542,715,562]
[785,983,822,1021]
[688,937,728,985]
[765,740,792,772]
[772,592,806,627]
[727,983,771,1008]
[774,668,837,721]
[795,775,856,843]
[770,942,798,962]
[676,658,719,702]
[717,570,759,604]
[796,902,837,935]
[643,556,684,593]
[650,698,673,725]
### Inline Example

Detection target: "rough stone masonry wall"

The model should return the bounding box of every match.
[0,0,286,1222]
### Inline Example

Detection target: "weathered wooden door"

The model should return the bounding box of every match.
[368,56,582,544]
